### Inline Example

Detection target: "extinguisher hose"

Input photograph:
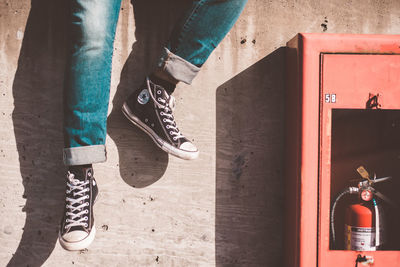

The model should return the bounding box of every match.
[373,198,380,248]
[330,187,358,249]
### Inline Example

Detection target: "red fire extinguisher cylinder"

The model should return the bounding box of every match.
[345,203,376,251]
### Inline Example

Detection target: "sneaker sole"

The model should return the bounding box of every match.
[122,102,199,160]
[58,223,96,251]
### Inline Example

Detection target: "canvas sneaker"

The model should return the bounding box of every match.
[59,166,98,251]
[122,77,199,160]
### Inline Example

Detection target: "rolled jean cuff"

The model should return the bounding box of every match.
[157,47,201,85]
[63,144,107,166]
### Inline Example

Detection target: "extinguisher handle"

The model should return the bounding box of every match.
[372,176,392,184]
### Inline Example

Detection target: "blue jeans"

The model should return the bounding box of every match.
[63,0,247,165]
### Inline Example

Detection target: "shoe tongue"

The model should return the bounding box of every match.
[68,166,93,182]
[163,89,170,99]
[168,95,176,111]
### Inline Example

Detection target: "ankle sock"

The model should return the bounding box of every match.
[149,74,176,95]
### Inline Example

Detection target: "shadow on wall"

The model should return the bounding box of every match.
[215,48,286,266]
[107,0,190,188]
[8,0,67,266]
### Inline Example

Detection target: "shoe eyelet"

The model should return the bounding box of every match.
[145,118,149,122]
[158,98,162,101]
[84,216,88,221]
[84,223,88,227]
[151,123,154,127]
[86,195,89,199]
[169,131,173,135]
[163,119,166,122]
[157,90,161,94]
[85,210,89,214]
[166,125,170,129]
[173,137,177,141]
[86,202,89,206]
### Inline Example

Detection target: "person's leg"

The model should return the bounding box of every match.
[122,0,247,160]
[156,0,248,85]
[63,0,122,166]
[60,0,121,251]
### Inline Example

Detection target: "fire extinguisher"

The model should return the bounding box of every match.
[330,166,394,251]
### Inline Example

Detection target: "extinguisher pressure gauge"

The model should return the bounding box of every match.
[360,189,373,202]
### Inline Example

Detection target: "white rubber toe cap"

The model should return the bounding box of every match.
[179,141,198,152]
[62,230,88,243]
[59,226,96,251]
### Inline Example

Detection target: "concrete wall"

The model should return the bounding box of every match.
[1,0,400,266]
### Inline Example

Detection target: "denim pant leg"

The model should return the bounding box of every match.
[157,0,248,84]
[63,0,122,166]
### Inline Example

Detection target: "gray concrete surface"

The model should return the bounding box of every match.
[1,0,400,266]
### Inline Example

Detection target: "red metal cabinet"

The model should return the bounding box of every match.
[285,33,400,267]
